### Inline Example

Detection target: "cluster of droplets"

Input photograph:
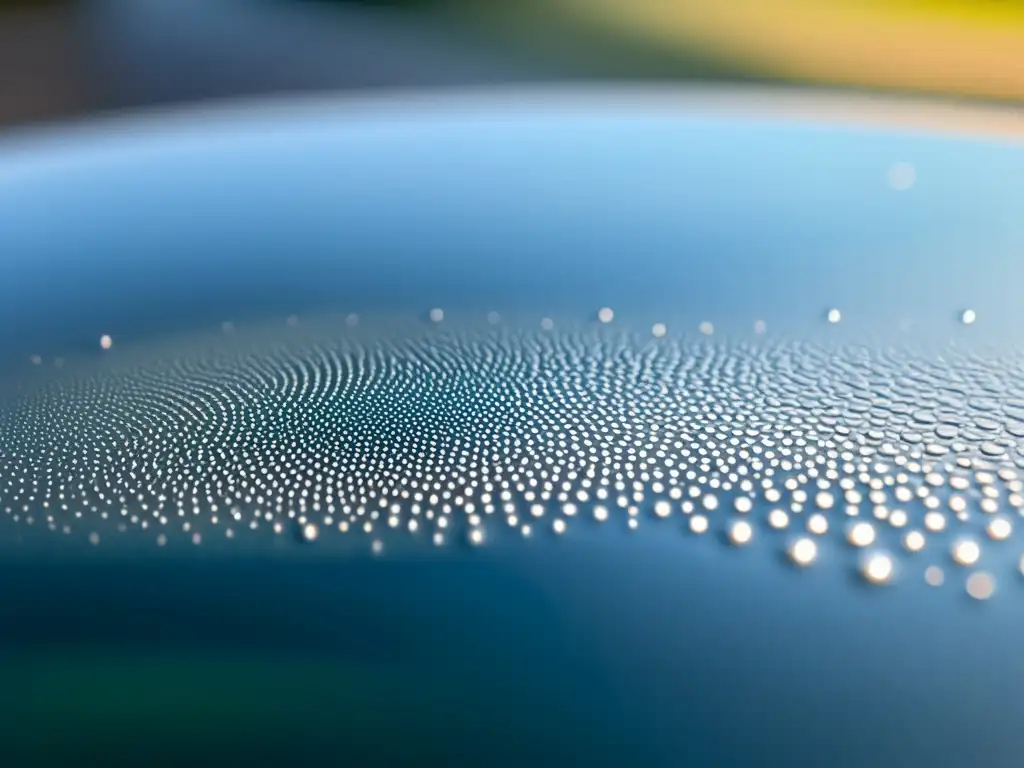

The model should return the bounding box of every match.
[1,309,1021,601]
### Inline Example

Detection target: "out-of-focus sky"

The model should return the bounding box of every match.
[4,0,1024,129]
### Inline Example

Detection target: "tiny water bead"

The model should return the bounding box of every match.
[888,162,916,191]
[861,551,895,584]
[951,539,981,567]
[966,572,996,601]
[728,519,753,546]
[2,309,1024,600]
[847,521,876,548]
[925,565,945,587]
[788,538,818,567]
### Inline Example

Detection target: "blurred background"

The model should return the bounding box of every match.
[4,0,1024,130]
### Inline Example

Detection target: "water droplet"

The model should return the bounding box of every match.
[902,530,925,552]
[728,519,753,546]
[788,537,818,566]
[951,538,981,567]
[861,551,895,584]
[888,162,916,191]
[986,516,1012,541]
[847,521,876,548]
[966,571,996,600]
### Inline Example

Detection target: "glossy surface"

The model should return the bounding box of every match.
[1,90,1024,765]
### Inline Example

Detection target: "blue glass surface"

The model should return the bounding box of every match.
[0,93,1022,765]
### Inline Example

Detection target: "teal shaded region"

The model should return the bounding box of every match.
[0,554,651,767]
[0,650,600,765]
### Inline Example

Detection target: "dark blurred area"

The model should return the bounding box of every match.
[4,0,1024,130]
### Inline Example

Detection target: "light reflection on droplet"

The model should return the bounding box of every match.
[951,538,981,567]
[888,161,916,191]
[847,521,876,548]
[861,551,895,584]
[902,530,925,552]
[728,519,753,546]
[788,537,817,566]
[987,516,1012,541]
[966,571,996,600]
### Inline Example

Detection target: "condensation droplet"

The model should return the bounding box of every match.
[966,571,996,600]
[888,162,916,191]
[728,519,753,546]
[788,537,817,566]
[861,551,895,584]
[951,538,981,567]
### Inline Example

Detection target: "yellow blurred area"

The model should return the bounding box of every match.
[5,0,1024,129]
[549,0,1024,100]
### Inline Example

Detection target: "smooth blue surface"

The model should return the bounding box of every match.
[0,97,1022,356]
[1,93,1024,765]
